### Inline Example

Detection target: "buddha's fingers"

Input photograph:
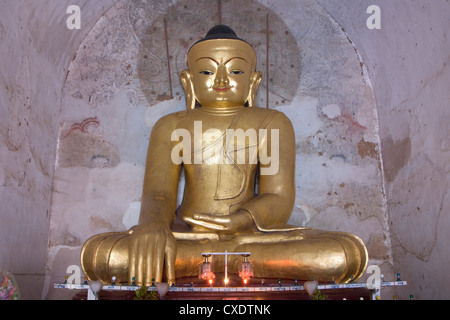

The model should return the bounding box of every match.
[184,216,226,231]
[153,236,165,283]
[165,232,177,285]
[144,238,154,286]
[135,240,145,286]
[129,241,137,285]
[193,213,229,225]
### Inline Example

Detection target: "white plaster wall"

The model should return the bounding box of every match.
[0,0,116,299]
[0,0,64,299]
[315,0,450,299]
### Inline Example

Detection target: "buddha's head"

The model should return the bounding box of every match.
[181,25,263,110]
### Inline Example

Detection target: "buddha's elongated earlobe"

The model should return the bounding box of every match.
[180,70,196,110]
[247,71,262,108]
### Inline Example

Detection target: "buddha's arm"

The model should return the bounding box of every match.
[139,115,181,226]
[129,114,181,285]
[239,112,296,231]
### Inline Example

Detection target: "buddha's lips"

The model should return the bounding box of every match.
[213,87,231,92]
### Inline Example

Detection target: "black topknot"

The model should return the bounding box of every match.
[190,25,251,49]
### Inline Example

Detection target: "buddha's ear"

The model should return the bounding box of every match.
[180,69,196,110]
[247,70,263,108]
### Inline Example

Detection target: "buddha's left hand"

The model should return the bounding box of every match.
[188,210,255,234]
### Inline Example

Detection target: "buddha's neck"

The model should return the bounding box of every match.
[198,105,245,116]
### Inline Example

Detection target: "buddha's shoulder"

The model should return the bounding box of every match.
[154,110,188,124]
[241,108,294,134]
[150,111,188,133]
[242,107,291,123]
[243,106,284,116]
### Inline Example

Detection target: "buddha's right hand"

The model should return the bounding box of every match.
[128,223,176,286]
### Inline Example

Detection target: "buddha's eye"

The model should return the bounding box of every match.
[200,71,214,75]
[230,70,244,75]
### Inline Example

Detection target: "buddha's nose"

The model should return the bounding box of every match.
[214,65,229,86]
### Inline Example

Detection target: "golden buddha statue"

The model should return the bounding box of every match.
[81,25,368,286]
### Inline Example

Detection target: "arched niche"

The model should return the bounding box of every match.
[46,0,391,297]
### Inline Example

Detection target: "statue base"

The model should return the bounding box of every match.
[71,275,373,300]
[72,288,371,300]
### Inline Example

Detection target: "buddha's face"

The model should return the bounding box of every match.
[185,39,260,109]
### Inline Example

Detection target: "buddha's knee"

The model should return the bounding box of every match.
[294,233,367,283]
[333,232,369,283]
[81,231,131,284]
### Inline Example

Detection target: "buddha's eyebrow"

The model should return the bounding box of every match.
[195,57,219,64]
[225,57,248,65]
[194,57,248,65]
